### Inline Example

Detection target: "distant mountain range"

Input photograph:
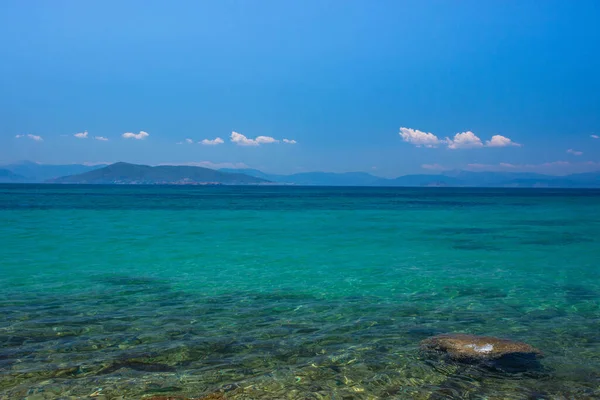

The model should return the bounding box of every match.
[0,168,30,183]
[0,161,106,182]
[1,161,599,187]
[219,168,600,188]
[48,162,268,185]
[219,169,385,186]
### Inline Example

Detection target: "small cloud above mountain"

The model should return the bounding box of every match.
[256,136,278,144]
[15,134,43,141]
[399,127,442,148]
[231,131,279,146]
[485,135,521,147]
[466,160,599,174]
[447,131,483,149]
[422,163,447,171]
[200,137,224,145]
[122,131,149,140]
[399,127,520,150]
[74,131,88,139]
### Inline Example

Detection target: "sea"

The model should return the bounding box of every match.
[1,185,599,399]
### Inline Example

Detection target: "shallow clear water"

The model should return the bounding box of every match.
[1,185,599,399]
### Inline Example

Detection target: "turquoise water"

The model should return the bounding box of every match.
[1,185,600,399]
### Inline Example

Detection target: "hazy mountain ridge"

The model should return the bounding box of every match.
[0,168,30,183]
[1,161,107,182]
[1,161,599,187]
[48,162,269,185]
[220,168,600,188]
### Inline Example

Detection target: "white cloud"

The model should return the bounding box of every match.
[447,131,484,149]
[567,149,583,156]
[74,131,88,139]
[467,163,501,170]
[200,137,224,145]
[467,161,569,171]
[158,161,249,169]
[399,127,442,148]
[122,131,149,140]
[15,134,43,141]
[256,136,278,144]
[283,139,297,144]
[185,138,193,144]
[231,131,259,146]
[399,127,521,150]
[230,131,278,146]
[499,162,516,168]
[95,136,109,141]
[485,134,521,147]
[592,134,599,139]
[421,163,447,171]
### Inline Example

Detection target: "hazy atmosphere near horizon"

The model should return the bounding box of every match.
[2,2,600,400]
[1,1,599,176]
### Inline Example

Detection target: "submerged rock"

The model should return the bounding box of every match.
[421,333,543,360]
[421,333,543,372]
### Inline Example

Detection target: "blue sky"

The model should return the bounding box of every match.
[1,0,599,176]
